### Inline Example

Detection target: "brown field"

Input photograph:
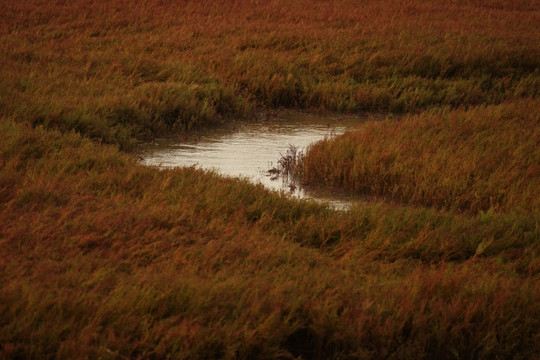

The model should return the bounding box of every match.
[1,0,539,358]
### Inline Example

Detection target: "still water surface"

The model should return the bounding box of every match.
[139,112,379,209]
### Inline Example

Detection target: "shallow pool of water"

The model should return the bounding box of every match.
[138,112,379,209]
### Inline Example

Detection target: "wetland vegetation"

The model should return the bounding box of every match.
[1,0,539,359]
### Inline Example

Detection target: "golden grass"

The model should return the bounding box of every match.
[1,0,538,148]
[1,118,539,358]
[1,0,539,358]
[303,99,540,213]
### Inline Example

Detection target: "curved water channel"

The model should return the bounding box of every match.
[138,112,382,210]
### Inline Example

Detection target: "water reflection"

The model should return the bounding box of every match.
[138,112,380,209]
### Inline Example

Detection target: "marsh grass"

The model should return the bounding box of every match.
[1,0,539,148]
[1,116,539,358]
[303,99,540,214]
[1,0,539,358]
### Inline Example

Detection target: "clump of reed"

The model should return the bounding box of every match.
[277,144,304,179]
[302,99,540,214]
